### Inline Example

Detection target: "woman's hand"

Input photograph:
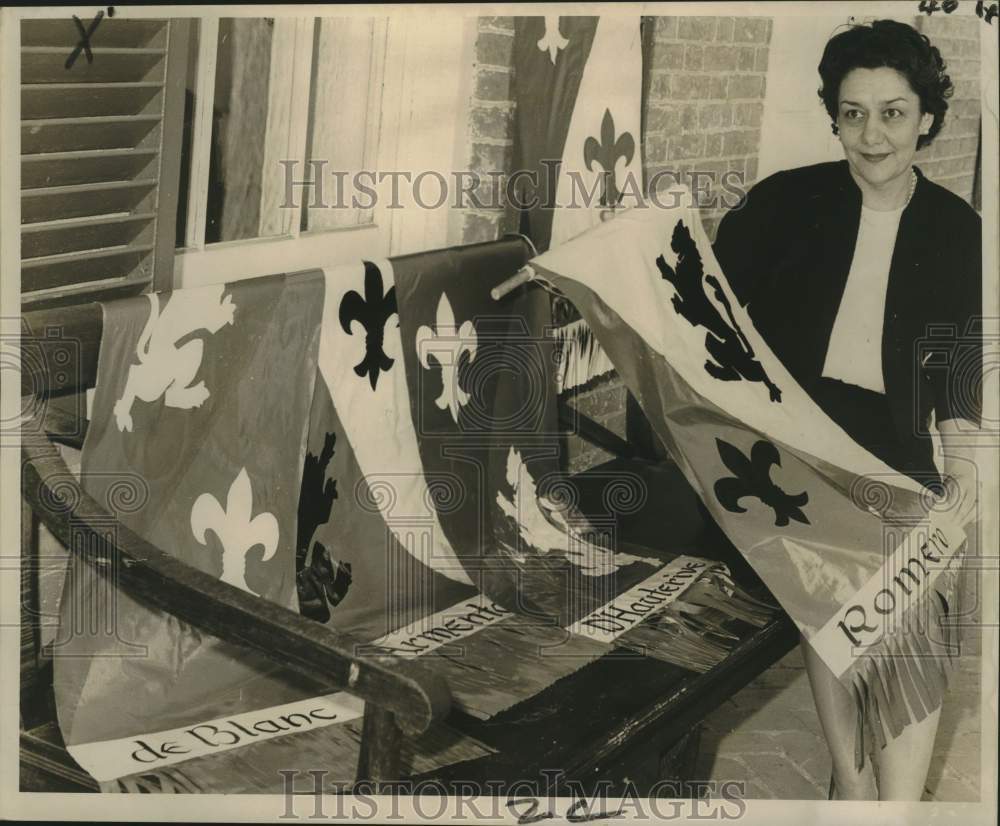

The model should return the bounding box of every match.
[942,469,978,529]
[938,418,985,529]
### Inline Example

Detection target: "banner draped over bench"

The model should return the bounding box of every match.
[55,238,770,786]
[511,15,643,391]
[529,192,969,770]
[58,272,325,749]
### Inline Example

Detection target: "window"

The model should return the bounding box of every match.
[5,10,475,298]
[172,13,474,289]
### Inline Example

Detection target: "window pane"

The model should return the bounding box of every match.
[206,18,276,243]
[301,18,383,232]
[175,20,199,247]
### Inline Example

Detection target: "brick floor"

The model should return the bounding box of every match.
[694,626,983,801]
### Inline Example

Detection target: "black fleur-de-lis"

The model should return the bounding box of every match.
[713,438,809,527]
[583,109,635,207]
[296,431,351,623]
[977,0,998,22]
[339,261,397,390]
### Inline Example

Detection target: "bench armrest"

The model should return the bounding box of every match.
[21,425,451,738]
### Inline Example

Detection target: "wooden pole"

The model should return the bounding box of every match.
[355,703,403,789]
[490,265,534,301]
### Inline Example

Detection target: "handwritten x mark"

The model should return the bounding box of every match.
[65,11,104,70]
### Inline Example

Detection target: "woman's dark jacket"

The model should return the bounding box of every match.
[712,159,983,475]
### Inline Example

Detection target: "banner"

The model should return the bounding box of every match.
[530,191,969,766]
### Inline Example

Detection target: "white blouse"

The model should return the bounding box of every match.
[821,203,905,394]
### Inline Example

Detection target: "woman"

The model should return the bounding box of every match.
[712,19,983,801]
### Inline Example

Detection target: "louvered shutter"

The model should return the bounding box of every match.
[20,18,189,309]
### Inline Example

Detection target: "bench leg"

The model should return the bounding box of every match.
[355,704,403,789]
[658,725,703,792]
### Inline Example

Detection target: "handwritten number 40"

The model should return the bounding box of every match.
[918,0,999,22]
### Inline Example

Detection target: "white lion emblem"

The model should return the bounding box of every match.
[113,285,236,432]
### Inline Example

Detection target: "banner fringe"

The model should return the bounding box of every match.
[683,566,777,627]
[488,543,780,682]
[553,318,616,393]
[616,563,778,672]
[102,767,201,793]
[894,636,928,720]
[849,563,963,772]
[619,613,731,672]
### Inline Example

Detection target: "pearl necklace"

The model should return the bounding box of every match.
[904,167,917,207]
[865,168,917,211]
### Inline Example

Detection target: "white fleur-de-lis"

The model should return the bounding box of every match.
[537,16,569,64]
[191,468,279,596]
[416,293,477,424]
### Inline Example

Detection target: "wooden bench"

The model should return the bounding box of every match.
[19,280,798,797]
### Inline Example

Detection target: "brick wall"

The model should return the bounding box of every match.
[645,15,772,241]
[462,16,516,244]
[915,14,982,205]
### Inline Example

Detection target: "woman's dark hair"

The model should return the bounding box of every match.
[818,19,953,149]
